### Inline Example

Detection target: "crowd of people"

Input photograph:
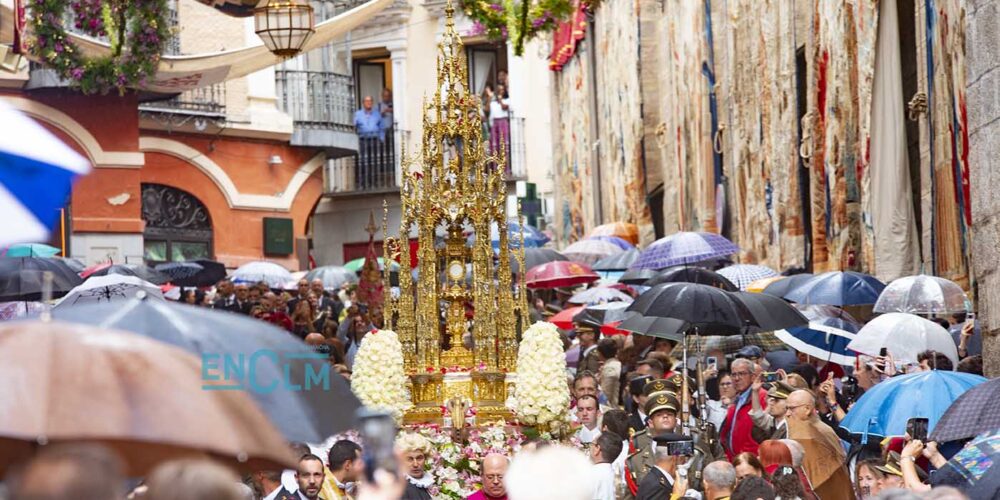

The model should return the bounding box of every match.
[177,277,382,381]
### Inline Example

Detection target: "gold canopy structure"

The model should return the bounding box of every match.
[381,1,527,424]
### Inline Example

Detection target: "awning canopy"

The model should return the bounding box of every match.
[0,0,392,92]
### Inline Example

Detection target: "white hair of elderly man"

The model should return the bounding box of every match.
[504,446,594,500]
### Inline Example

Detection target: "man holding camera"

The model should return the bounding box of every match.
[635,433,701,500]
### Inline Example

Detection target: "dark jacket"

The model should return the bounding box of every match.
[635,466,671,500]
[401,482,433,500]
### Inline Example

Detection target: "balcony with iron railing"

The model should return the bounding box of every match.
[324,129,409,196]
[275,69,358,156]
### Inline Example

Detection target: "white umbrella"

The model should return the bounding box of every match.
[567,287,633,305]
[53,275,163,309]
[847,312,959,366]
[562,239,623,265]
[873,274,969,314]
[230,261,293,288]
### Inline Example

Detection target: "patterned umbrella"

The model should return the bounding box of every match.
[305,265,358,290]
[525,261,599,289]
[873,274,969,314]
[592,248,639,272]
[230,261,293,288]
[562,239,624,265]
[930,378,1000,443]
[840,371,986,441]
[631,231,739,270]
[588,235,635,250]
[53,275,164,309]
[567,287,634,305]
[783,271,886,306]
[589,222,639,245]
[718,264,780,291]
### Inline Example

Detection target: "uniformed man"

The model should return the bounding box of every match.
[577,326,602,375]
[750,380,795,442]
[634,433,700,500]
[624,391,681,498]
[626,375,653,435]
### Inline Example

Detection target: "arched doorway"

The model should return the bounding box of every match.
[141,183,213,264]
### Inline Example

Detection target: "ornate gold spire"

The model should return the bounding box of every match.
[382,0,524,423]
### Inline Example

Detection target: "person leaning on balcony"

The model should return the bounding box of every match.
[354,96,383,141]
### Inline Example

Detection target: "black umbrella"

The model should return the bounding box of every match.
[511,248,568,274]
[761,273,814,299]
[624,282,756,336]
[52,297,361,443]
[930,377,1000,443]
[619,268,659,285]
[172,259,227,287]
[645,266,738,291]
[0,257,83,301]
[91,264,171,285]
[155,262,204,282]
[732,291,808,332]
[617,314,689,341]
[56,257,86,273]
[592,248,640,272]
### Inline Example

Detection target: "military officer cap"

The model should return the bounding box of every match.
[767,380,796,400]
[629,375,654,396]
[663,372,696,393]
[643,378,679,399]
[644,392,680,417]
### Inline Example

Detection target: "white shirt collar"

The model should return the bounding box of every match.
[654,466,675,486]
[407,473,435,489]
[262,485,283,500]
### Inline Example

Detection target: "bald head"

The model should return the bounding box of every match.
[786,390,816,422]
[481,453,509,498]
[304,333,326,346]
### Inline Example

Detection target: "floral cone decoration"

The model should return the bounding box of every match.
[512,321,571,434]
[351,329,411,421]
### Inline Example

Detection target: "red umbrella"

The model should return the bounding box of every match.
[548,305,586,329]
[601,321,630,336]
[525,261,599,289]
[79,262,111,278]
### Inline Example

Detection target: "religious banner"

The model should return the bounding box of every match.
[920,0,972,288]
[553,46,597,245]
[724,0,804,269]
[548,0,588,71]
[656,0,715,236]
[593,0,653,245]
[803,0,879,273]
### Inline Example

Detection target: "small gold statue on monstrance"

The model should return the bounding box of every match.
[380,1,529,424]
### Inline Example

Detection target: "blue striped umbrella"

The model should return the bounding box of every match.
[774,316,860,365]
[630,231,739,270]
[0,101,90,246]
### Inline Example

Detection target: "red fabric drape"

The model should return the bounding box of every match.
[548,1,588,71]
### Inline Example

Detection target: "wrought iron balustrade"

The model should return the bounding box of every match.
[275,70,354,132]
[325,130,409,195]
[140,84,228,116]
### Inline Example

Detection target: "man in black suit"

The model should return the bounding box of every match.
[310,278,344,320]
[627,375,653,436]
[635,433,695,500]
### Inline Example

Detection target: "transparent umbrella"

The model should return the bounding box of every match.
[873,274,969,314]
[847,312,959,366]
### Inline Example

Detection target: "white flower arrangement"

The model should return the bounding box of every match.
[511,321,571,432]
[350,329,411,421]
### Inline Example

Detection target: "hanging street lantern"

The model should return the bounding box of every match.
[254,0,316,58]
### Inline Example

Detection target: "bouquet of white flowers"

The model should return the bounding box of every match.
[350,329,411,421]
[511,321,571,432]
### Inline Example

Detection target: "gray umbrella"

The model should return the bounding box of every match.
[51,297,361,443]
